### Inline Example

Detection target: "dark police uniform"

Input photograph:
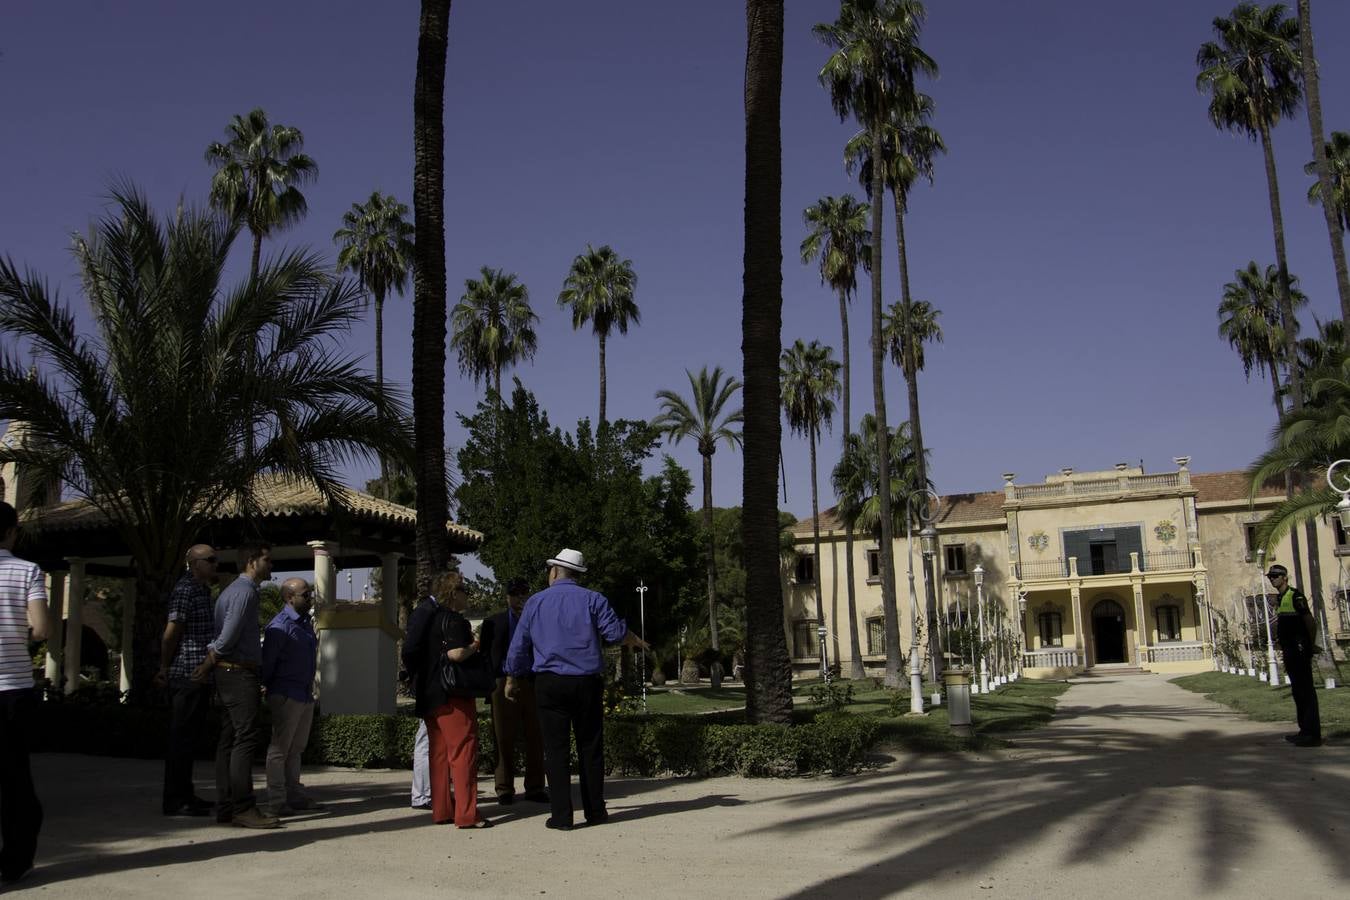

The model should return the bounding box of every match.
[1274,577,1321,743]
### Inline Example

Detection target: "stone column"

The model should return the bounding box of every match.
[1069,585,1084,667]
[120,576,136,696]
[1132,580,1147,667]
[308,541,337,610]
[44,571,66,685]
[64,557,86,695]
[380,552,402,625]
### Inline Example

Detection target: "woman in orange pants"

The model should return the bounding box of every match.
[413,572,490,829]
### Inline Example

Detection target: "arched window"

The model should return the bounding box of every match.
[1037,610,1063,647]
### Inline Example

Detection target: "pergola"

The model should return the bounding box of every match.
[17,473,482,713]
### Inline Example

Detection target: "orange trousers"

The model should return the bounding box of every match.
[424,697,481,826]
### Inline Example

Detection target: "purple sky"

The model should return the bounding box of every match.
[5,0,1350,562]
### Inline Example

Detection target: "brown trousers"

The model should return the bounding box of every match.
[491,677,544,798]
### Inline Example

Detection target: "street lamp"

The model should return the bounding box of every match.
[904,489,940,715]
[974,564,989,694]
[1016,588,1028,680]
[636,581,649,712]
[1327,459,1350,532]
[1255,548,1280,686]
[920,523,940,708]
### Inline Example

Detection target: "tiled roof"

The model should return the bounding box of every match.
[1192,470,1284,503]
[20,472,483,546]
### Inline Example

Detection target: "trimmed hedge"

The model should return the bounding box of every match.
[33,697,880,778]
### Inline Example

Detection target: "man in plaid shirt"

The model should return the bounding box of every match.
[154,544,218,816]
[0,501,49,885]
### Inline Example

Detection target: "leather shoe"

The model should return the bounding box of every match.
[521,789,550,803]
[232,807,281,829]
[0,864,33,885]
[544,818,573,831]
[411,802,433,810]
[1292,735,1323,747]
[496,794,515,806]
[586,812,610,827]
[1285,733,1303,743]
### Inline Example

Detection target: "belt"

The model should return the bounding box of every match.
[215,660,258,672]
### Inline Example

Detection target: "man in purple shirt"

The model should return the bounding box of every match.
[261,577,319,816]
[504,548,647,830]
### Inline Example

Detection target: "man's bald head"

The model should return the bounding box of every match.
[185,544,218,583]
[281,577,314,615]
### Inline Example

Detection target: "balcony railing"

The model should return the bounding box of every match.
[1024,648,1078,669]
[1146,642,1207,663]
[1141,549,1193,571]
[1011,471,1182,500]
[1018,558,1068,580]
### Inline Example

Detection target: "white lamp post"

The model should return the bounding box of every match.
[636,581,648,712]
[974,564,989,694]
[904,489,940,715]
[1016,588,1028,680]
[1256,549,1280,687]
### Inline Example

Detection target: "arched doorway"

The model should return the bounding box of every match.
[1091,598,1127,664]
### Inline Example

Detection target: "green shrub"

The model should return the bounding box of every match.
[806,680,855,712]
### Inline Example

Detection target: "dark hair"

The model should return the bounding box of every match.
[0,501,16,536]
[506,577,530,596]
[240,542,271,566]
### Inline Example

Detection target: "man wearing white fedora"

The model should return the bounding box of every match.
[504,548,648,830]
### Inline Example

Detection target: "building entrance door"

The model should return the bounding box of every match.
[1091,598,1127,664]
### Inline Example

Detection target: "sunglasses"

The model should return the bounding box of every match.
[192,555,219,565]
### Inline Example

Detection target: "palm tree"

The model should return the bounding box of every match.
[0,187,410,700]
[653,366,743,689]
[1306,131,1350,231]
[558,245,639,427]
[816,0,935,688]
[206,108,318,283]
[781,339,842,679]
[334,192,414,490]
[883,298,943,378]
[743,0,791,725]
[450,267,539,402]
[1198,2,1325,616]
[801,194,871,679]
[412,0,454,592]
[1294,0,1350,326]
[1218,261,1304,419]
[833,414,927,543]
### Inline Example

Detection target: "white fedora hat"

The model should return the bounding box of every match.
[546,548,587,574]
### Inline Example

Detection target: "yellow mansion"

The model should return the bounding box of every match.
[787,459,1350,680]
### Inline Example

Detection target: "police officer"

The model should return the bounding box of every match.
[1266,564,1322,747]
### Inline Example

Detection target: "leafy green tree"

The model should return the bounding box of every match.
[1218,261,1304,419]
[883,298,942,379]
[1294,0,1350,325]
[1306,131,1350,231]
[206,108,318,283]
[411,0,455,592]
[653,365,743,688]
[833,415,927,541]
[801,193,871,678]
[816,0,935,688]
[334,192,414,490]
[781,339,841,677]
[0,187,409,700]
[450,267,539,402]
[558,245,639,426]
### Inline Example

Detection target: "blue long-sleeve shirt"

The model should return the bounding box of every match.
[208,575,261,665]
[504,578,628,677]
[261,604,318,702]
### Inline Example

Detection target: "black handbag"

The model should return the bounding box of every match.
[435,610,495,698]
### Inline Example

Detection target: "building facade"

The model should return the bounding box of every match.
[787,459,1350,679]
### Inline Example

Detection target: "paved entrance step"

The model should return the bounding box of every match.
[1079,665,1147,676]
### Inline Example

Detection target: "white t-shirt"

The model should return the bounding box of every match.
[0,549,46,691]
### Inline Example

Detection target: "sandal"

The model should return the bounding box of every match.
[458,818,493,829]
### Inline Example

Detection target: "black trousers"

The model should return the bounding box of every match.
[0,688,42,879]
[163,677,211,810]
[534,672,605,825]
[1279,638,1322,738]
[214,668,261,815]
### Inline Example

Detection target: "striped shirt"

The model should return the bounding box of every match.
[0,549,46,691]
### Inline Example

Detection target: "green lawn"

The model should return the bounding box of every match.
[1171,671,1350,740]
[641,676,1070,753]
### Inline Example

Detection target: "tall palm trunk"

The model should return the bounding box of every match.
[597,332,607,427]
[375,291,388,493]
[411,0,454,594]
[703,451,722,688]
[1297,0,1350,327]
[870,112,903,689]
[808,431,828,679]
[893,192,938,681]
[1258,121,1323,616]
[839,288,864,679]
[742,0,791,725]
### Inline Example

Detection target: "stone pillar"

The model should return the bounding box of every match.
[1132,581,1147,667]
[380,552,402,625]
[120,576,136,696]
[44,571,66,685]
[64,558,85,695]
[308,541,337,610]
[1069,585,1084,667]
